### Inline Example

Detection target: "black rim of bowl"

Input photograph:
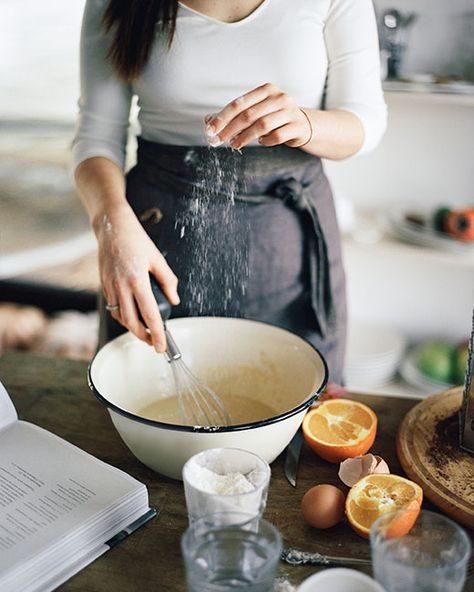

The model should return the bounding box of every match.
[88,320,329,433]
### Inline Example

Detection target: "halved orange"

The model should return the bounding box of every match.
[302,399,377,463]
[346,474,423,538]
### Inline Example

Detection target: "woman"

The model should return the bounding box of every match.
[73,0,387,384]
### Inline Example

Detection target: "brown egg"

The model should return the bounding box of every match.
[301,484,345,529]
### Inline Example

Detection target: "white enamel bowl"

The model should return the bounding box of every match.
[89,317,327,480]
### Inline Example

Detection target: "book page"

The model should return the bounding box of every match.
[0,421,147,575]
[0,381,17,432]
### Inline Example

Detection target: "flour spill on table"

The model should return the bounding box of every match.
[177,147,249,316]
[273,575,297,592]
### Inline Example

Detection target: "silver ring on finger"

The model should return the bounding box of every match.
[105,303,120,312]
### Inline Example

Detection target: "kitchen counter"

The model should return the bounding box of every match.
[0,351,472,591]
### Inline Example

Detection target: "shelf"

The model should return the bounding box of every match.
[383,80,474,107]
[347,375,429,400]
[342,232,474,271]
[347,369,465,400]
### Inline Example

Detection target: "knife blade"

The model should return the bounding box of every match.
[284,427,303,487]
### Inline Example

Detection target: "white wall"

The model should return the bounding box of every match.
[325,92,474,210]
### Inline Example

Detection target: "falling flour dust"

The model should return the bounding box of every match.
[176,147,249,316]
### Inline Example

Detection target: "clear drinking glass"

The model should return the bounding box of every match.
[182,448,271,524]
[370,509,471,592]
[181,512,282,592]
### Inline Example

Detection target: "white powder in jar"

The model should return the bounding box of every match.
[187,464,256,495]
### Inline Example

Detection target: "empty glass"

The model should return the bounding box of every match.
[182,448,271,524]
[370,509,471,592]
[181,512,282,592]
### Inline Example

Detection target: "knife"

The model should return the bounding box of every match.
[284,427,303,487]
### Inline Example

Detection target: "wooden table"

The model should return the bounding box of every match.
[1,351,472,591]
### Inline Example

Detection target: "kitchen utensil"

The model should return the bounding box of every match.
[297,568,385,592]
[283,428,303,487]
[380,9,417,79]
[370,510,471,592]
[281,547,371,568]
[148,276,230,427]
[460,310,474,453]
[88,317,328,479]
[182,448,270,524]
[397,388,474,529]
[181,512,282,592]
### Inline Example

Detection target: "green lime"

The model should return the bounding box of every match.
[452,344,469,385]
[416,342,455,383]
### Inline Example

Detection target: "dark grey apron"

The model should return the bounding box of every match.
[100,139,346,383]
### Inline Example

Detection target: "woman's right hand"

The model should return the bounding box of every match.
[96,203,179,352]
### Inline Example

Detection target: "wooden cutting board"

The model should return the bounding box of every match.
[397,387,474,529]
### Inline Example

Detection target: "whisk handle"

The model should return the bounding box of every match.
[164,328,181,361]
[149,274,172,322]
[144,276,181,362]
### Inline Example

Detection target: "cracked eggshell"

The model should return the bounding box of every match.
[338,454,389,487]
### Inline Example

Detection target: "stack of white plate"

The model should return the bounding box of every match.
[343,322,406,388]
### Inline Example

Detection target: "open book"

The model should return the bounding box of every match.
[0,381,155,592]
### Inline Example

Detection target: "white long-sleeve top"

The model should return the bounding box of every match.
[72,0,387,171]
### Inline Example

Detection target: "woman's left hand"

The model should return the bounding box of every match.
[205,83,312,150]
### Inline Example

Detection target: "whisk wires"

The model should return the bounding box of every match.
[165,328,231,427]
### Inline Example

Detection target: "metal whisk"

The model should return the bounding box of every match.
[164,329,231,427]
[148,276,231,427]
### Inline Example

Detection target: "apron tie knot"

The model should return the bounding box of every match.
[268,176,336,340]
[270,177,307,211]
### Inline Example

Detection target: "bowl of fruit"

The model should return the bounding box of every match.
[400,340,468,392]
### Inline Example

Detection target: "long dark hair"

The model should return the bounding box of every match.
[102,0,179,82]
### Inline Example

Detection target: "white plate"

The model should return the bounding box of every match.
[387,210,474,253]
[344,322,405,388]
[346,321,406,361]
[399,347,454,394]
[345,354,404,371]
